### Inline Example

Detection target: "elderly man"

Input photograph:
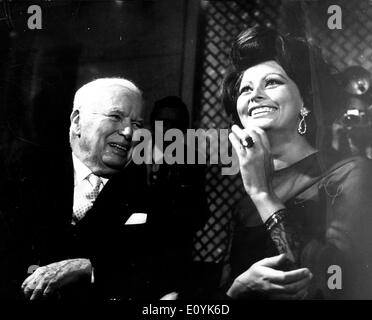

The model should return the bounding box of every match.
[11,78,155,300]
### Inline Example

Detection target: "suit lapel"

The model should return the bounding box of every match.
[80,163,149,227]
[90,174,132,224]
[51,153,74,226]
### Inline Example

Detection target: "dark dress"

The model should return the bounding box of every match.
[225,152,372,299]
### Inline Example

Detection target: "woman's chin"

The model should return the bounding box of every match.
[243,117,275,130]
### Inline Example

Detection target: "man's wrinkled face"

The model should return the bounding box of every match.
[72,85,144,177]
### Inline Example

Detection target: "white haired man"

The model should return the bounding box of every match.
[18,78,156,300]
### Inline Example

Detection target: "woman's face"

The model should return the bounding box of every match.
[237,60,304,135]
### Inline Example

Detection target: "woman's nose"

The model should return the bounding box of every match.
[250,86,265,102]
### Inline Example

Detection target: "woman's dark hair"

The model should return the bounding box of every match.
[221,26,345,147]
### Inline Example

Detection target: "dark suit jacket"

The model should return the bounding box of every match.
[0,139,162,300]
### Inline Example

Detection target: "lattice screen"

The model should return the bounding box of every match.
[305,0,372,72]
[192,0,281,262]
[192,0,372,262]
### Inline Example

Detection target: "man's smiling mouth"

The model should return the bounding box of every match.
[109,143,129,152]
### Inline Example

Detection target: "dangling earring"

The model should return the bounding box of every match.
[298,107,310,135]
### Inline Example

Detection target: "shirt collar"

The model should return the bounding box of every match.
[72,153,108,187]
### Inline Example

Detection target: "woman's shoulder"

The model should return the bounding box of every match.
[322,155,372,185]
[327,155,372,173]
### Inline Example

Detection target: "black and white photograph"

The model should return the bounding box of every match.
[1,0,372,312]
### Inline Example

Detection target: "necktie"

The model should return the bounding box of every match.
[73,173,103,223]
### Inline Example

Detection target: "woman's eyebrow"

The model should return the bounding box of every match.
[265,73,287,80]
[239,78,252,88]
[241,72,287,84]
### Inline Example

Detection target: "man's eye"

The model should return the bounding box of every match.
[109,114,121,121]
[239,86,252,95]
[132,121,143,129]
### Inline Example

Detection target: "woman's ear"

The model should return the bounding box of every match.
[70,109,81,137]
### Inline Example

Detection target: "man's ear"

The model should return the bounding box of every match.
[70,109,81,137]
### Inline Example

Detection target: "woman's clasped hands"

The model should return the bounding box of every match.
[227,254,313,300]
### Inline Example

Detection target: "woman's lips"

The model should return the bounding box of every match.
[249,106,278,117]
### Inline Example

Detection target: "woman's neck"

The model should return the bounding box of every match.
[267,130,317,171]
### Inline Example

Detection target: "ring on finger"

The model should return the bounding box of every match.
[240,136,254,149]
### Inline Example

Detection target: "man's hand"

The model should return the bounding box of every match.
[160,292,179,300]
[21,258,92,300]
[227,254,313,300]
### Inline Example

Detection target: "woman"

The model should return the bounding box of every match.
[221,26,372,299]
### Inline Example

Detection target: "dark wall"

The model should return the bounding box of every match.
[1,0,196,148]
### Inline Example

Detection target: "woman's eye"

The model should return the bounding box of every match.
[239,86,252,95]
[266,79,282,87]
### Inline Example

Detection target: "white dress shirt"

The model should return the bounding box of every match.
[72,153,108,218]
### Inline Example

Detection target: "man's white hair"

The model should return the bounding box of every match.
[69,77,142,144]
[73,77,142,111]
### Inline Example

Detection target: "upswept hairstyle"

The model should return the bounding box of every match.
[221,26,344,147]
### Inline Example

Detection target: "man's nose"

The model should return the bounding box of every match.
[118,121,133,142]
